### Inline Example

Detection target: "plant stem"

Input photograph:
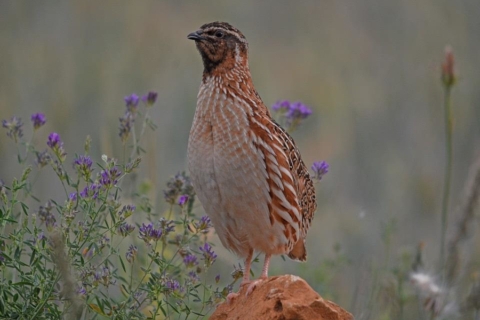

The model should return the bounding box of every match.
[31,273,61,319]
[440,85,453,277]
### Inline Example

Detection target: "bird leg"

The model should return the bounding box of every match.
[260,253,271,278]
[240,248,254,286]
[246,253,271,296]
[226,248,254,304]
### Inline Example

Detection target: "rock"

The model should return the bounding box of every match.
[210,275,354,320]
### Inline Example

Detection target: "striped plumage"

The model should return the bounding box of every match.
[187,22,316,290]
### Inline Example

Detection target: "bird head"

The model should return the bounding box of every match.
[188,22,248,74]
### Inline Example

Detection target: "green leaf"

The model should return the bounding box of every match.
[14,247,21,260]
[89,303,107,316]
[164,300,179,313]
[13,182,26,192]
[95,296,105,312]
[119,256,126,273]
[120,284,129,297]
[29,249,36,265]
[20,203,29,216]
[11,281,33,286]
[0,295,4,315]
[158,304,167,316]
[103,298,112,309]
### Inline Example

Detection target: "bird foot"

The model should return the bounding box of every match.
[226,280,252,304]
[226,292,239,304]
[245,277,267,296]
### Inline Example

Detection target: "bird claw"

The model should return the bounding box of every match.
[226,292,239,304]
[245,278,266,296]
[226,280,251,304]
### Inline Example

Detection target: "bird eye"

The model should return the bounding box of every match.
[215,31,224,38]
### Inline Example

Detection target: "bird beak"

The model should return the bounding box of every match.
[187,30,204,41]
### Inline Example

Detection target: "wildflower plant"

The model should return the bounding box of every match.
[311,161,329,182]
[271,100,313,132]
[0,92,231,319]
[439,46,457,273]
[2,116,24,142]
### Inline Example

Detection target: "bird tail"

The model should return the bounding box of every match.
[287,239,307,261]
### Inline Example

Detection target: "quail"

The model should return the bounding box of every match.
[187,21,317,294]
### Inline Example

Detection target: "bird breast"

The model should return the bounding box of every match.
[187,77,291,258]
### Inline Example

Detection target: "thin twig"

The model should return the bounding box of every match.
[440,85,453,277]
[445,154,480,284]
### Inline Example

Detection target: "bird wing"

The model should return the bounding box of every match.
[249,112,317,248]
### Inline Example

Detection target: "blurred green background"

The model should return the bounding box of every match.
[1,1,479,317]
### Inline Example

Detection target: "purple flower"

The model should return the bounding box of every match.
[37,200,56,231]
[34,232,47,246]
[159,218,175,235]
[178,194,189,206]
[188,271,200,283]
[215,274,221,283]
[31,113,46,130]
[103,265,111,276]
[164,172,195,205]
[271,100,290,112]
[80,183,100,199]
[195,215,212,234]
[311,161,329,181]
[125,157,142,173]
[119,204,136,219]
[93,269,102,282]
[124,94,140,112]
[2,116,23,142]
[271,100,313,132]
[47,132,66,161]
[98,235,110,249]
[286,101,312,120]
[38,232,47,241]
[142,91,158,106]
[117,222,135,237]
[183,254,198,268]
[138,223,162,243]
[73,155,92,170]
[119,112,134,143]
[77,286,87,296]
[95,266,112,287]
[99,166,121,188]
[47,132,61,148]
[199,243,217,267]
[126,244,138,263]
[79,186,88,198]
[35,150,51,168]
[164,278,183,295]
[73,155,93,181]
[69,192,77,202]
